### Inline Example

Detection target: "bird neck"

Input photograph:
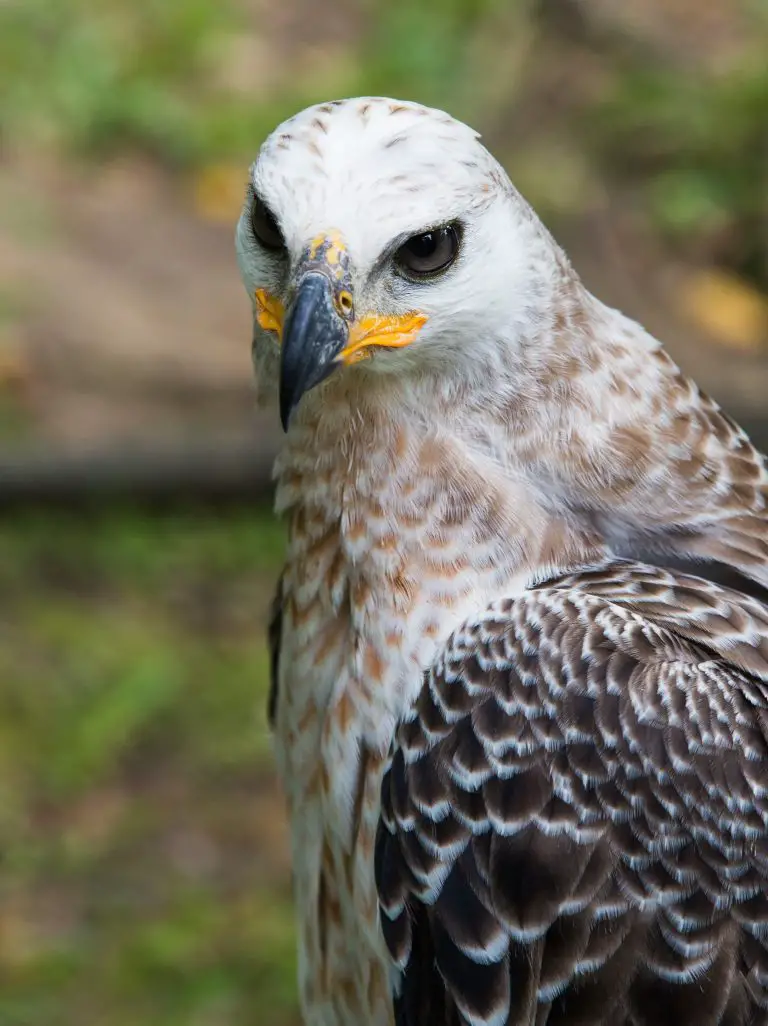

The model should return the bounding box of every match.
[274,384,602,740]
[491,289,768,591]
[272,297,768,769]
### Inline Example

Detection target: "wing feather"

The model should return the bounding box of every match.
[266,571,284,728]
[376,560,768,1026]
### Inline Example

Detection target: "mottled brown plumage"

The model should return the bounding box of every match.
[236,96,768,1026]
[376,563,768,1025]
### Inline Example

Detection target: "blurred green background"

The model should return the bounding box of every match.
[0,1,766,1024]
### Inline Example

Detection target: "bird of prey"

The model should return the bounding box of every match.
[235,97,768,1026]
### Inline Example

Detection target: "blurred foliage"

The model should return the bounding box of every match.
[0,508,297,1026]
[0,293,31,445]
[349,0,525,119]
[587,57,768,288]
[1,0,764,288]
[0,2,766,1022]
[0,0,510,166]
[0,0,244,164]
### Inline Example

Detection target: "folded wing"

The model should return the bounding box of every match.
[376,561,768,1026]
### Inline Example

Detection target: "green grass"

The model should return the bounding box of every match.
[0,506,298,1026]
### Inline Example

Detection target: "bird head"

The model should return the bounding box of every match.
[235,97,561,430]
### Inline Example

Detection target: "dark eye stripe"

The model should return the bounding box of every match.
[394,224,459,278]
[251,196,285,252]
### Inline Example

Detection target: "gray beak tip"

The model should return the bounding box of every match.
[279,273,349,430]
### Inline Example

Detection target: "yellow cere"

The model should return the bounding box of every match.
[336,312,428,365]
[308,231,348,281]
[255,289,285,341]
[255,285,427,365]
[309,230,345,261]
[308,234,325,260]
[325,240,344,268]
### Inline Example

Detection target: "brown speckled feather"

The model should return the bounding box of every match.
[376,561,768,1026]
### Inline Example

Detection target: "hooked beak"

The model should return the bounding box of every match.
[279,272,348,430]
[254,233,428,431]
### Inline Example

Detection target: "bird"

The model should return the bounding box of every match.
[234,97,768,1026]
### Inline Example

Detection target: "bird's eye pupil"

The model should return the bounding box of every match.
[251,197,285,252]
[408,232,438,259]
[395,225,459,278]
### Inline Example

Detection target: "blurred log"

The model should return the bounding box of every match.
[1,415,767,514]
[0,431,279,512]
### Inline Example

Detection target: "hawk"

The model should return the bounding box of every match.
[235,97,768,1026]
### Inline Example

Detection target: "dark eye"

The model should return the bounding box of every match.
[250,196,285,252]
[395,224,459,277]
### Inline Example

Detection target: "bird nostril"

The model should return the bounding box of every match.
[338,290,354,316]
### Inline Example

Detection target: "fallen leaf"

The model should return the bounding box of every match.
[677,269,768,351]
[0,343,29,391]
[191,164,247,224]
